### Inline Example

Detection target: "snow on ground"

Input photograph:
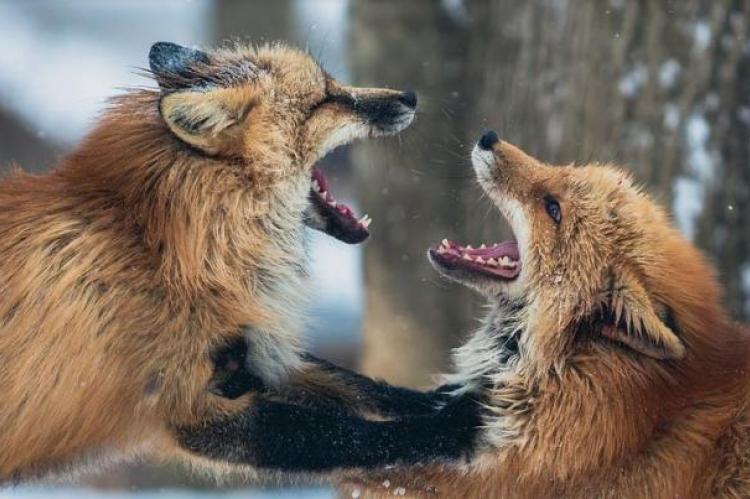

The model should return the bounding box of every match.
[0,487,332,499]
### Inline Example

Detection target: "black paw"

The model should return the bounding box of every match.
[428,393,484,459]
[209,337,266,399]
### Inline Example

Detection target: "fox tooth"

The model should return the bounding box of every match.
[476,256,485,264]
[487,258,498,266]
[466,245,473,250]
[462,254,472,261]
[480,244,487,249]
[442,238,449,247]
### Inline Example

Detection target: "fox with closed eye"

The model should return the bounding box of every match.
[0,41,484,481]
[338,131,750,498]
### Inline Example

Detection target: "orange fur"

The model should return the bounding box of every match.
[0,42,412,481]
[340,139,750,498]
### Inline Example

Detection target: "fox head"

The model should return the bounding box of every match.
[148,41,416,243]
[431,131,734,370]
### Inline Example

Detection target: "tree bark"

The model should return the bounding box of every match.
[350,0,750,388]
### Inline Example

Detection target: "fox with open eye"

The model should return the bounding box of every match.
[339,131,750,498]
[0,41,484,481]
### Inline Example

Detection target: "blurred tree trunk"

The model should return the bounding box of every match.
[350,0,488,387]
[351,0,749,388]
[212,0,292,44]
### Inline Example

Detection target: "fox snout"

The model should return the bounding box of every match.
[478,130,499,151]
[471,130,542,193]
[346,87,417,136]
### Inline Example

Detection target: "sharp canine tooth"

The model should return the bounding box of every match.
[480,244,487,249]
[462,254,472,261]
[476,257,485,264]
[466,245,473,250]
[487,258,498,266]
[442,239,449,247]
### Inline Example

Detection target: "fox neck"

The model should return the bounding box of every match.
[447,297,528,390]
[59,91,313,379]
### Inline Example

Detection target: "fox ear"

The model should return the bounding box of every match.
[149,42,209,86]
[601,269,685,360]
[159,89,251,155]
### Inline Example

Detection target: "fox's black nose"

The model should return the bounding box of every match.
[478,130,499,151]
[398,90,418,109]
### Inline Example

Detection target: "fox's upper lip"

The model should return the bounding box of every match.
[429,239,521,280]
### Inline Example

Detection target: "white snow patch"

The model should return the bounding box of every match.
[658,59,681,88]
[664,104,680,130]
[674,111,716,241]
[618,64,647,97]
[673,176,703,241]
[738,106,750,126]
[692,21,712,53]
[0,487,333,499]
[685,112,715,182]
[441,0,471,24]
[742,263,750,316]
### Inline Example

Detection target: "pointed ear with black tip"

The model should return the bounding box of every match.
[149,41,210,89]
[159,87,252,155]
[600,269,685,360]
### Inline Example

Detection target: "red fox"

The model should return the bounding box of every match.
[0,41,481,481]
[339,131,750,498]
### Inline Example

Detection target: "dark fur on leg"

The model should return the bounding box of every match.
[176,392,483,472]
[209,339,459,417]
[300,354,460,417]
[208,337,266,399]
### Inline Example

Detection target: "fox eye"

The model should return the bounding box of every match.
[544,196,562,225]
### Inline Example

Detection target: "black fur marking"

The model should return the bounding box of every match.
[170,109,211,135]
[303,354,456,417]
[498,332,520,364]
[355,95,413,132]
[148,42,258,92]
[209,337,266,399]
[149,42,210,84]
[320,92,356,110]
[176,392,483,472]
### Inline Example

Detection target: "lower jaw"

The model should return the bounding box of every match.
[428,239,522,282]
[306,167,371,244]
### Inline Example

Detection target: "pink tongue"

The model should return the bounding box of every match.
[464,241,519,260]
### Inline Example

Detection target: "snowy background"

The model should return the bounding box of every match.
[0,0,748,496]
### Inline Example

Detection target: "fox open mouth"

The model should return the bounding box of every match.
[308,167,371,244]
[429,239,521,280]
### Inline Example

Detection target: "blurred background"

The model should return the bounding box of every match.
[0,0,748,497]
